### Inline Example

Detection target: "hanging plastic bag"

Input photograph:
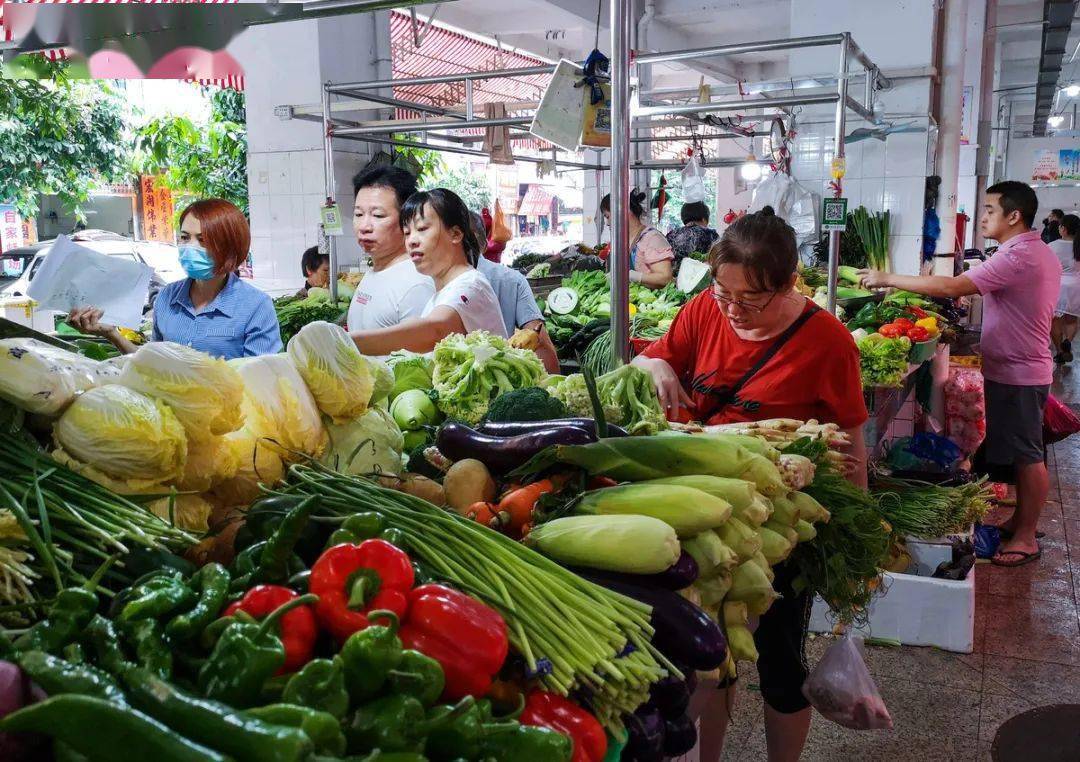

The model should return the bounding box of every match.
[1044,393,1080,444]
[492,199,512,244]
[802,633,893,730]
[681,152,707,203]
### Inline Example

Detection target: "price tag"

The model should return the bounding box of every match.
[321,203,344,236]
[546,287,580,315]
[821,197,848,232]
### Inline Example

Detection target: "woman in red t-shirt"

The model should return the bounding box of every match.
[633,207,868,762]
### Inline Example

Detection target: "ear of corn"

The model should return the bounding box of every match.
[576,484,731,537]
[640,475,756,513]
[524,514,681,574]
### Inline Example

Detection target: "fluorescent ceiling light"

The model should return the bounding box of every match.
[1047,115,1065,127]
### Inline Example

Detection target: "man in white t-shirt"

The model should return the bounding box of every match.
[345,165,435,338]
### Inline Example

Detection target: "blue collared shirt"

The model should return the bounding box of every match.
[152,274,283,359]
[475,257,543,335]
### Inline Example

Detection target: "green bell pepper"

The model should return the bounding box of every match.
[283,657,350,719]
[246,703,346,757]
[254,497,317,584]
[340,609,403,703]
[197,593,317,708]
[480,724,573,762]
[387,649,445,707]
[424,697,518,760]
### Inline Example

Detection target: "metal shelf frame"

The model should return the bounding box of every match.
[300,6,886,366]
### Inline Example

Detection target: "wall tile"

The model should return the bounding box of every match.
[268,152,292,197]
[861,139,886,180]
[288,151,306,195]
[249,195,271,239]
[248,152,270,197]
[268,194,293,238]
[861,178,885,212]
[885,131,929,178]
[843,142,863,179]
[251,237,274,280]
[884,176,927,238]
[843,179,862,210]
[890,234,924,275]
[302,151,327,198]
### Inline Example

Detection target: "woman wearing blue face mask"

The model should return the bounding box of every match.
[68,198,282,359]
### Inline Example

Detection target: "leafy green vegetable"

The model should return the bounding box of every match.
[274,293,346,345]
[856,333,911,388]
[431,331,546,424]
[485,387,568,423]
[386,351,434,401]
[849,206,891,271]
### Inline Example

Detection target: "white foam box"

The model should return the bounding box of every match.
[808,538,976,653]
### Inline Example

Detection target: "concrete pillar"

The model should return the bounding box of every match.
[228,11,392,293]
[932,0,970,274]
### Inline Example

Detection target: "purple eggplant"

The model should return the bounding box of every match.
[436,422,595,474]
[565,552,698,599]
[623,706,665,762]
[574,570,727,671]
[662,714,698,757]
[648,675,690,721]
[476,419,628,438]
[0,661,45,760]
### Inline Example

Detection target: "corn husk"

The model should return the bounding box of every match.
[576,484,731,537]
[524,514,680,574]
[717,517,762,561]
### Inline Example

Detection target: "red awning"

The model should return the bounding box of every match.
[517,185,554,218]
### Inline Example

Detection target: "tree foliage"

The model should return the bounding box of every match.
[0,62,128,219]
[651,168,718,233]
[425,161,492,210]
[133,86,248,216]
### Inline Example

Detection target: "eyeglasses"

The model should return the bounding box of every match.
[710,284,780,314]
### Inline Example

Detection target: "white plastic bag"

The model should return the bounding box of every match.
[802,634,893,730]
[681,153,707,203]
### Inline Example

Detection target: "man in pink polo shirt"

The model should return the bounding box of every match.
[860,181,1061,567]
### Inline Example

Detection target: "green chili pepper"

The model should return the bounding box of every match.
[14,557,114,654]
[121,547,197,581]
[62,642,86,664]
[254,497,317,584]
[232,541,267,577]
[282,657,349,719]
[378,527,408,549]
[122,618,172,679]
[342,512,385,540]
[118,570,196,624]
[345,694,467,755]
[425,697,521,761]
[53,741,90,762]
[0,694,228,762]
[197,593,318,708]
[340,609,403,703]
[122,667,314,762]
[480,723,573,762]
[83,615,132,676]
[16,650,127,704]
[246,703,346,757]
[165,563,230,641]
[288,569,311,593]
[387,649,445,707]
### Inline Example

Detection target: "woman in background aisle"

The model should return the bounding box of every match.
[600,190,675,289]
[1051,214,1080,363]
[349,189,505,355]
[68,198,281,360]
[346,166,435,341]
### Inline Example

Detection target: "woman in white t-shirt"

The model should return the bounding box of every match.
[346,165,435,334]
[1052,214,1080,363]
[349,188,506,355]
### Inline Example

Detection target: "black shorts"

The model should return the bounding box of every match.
[984,380,1048,466]
[720,561,812,714]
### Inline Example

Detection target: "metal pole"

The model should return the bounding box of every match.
[322,84,339,302]
[339,133,603,170]
[465,79,474,121]
[334,115,531,136]
[327,64,556,92]
[864,67,874,116]
[635,33,845,65]
[635,93,839,118]
[826,35,850,315]
[610,0,632,368]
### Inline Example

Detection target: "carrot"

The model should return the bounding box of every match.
[466,501,499,527]
[494,479,559,535]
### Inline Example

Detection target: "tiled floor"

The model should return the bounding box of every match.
[715,370,1080,761]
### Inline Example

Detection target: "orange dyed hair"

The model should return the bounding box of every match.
[179,199,251,274]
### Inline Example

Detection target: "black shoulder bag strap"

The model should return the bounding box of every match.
[710,304,822,412]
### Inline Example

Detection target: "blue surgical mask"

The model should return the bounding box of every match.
[178,245,217,281]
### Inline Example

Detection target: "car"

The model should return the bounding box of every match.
[0,230,183,315]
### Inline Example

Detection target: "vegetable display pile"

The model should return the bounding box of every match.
[856,333,912,388]
[546,365,668,435]
[872,475,993,539]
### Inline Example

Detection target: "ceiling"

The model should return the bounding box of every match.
[993,0,1080,135]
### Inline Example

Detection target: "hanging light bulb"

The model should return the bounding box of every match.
[1064,84,1080,98]
[1048,115,1065,128]
[740,155,762,181]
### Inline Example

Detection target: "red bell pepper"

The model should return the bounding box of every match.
[878,323,904,339]
[309,539,414,644]
[907,325,930,342]
[893,318,914,331]
[520,690,607,762]
[223,585,317,674]
[399,584,508,701]
[907,305,928,319]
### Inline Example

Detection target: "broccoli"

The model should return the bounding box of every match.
[485,387,569,423]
